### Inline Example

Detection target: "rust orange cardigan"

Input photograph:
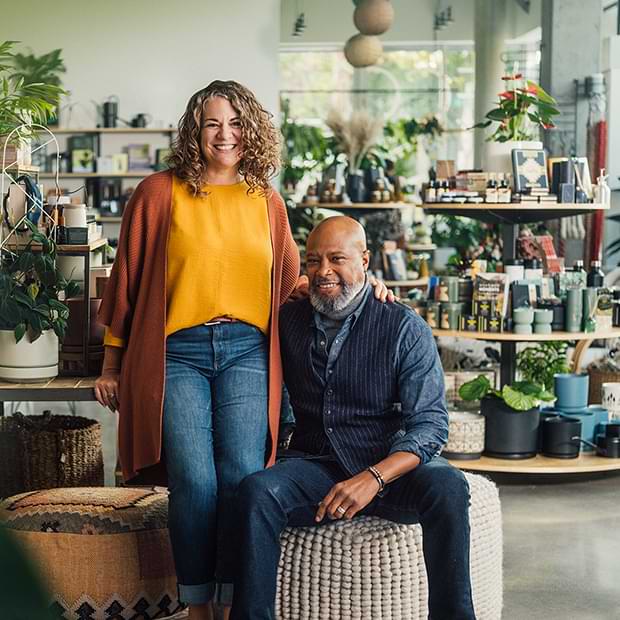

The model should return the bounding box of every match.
[98,171,300,482]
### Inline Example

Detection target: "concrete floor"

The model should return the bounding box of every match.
[498,473,620,620]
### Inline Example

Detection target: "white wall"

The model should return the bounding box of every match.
[3,0,281,127]
[280,0,542,46]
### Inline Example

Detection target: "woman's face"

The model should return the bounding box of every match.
[200,96,243,171]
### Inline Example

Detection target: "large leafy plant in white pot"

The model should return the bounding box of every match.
[474,71,560,174]
[0,220,79,382]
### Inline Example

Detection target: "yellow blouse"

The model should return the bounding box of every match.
[104,175,273,347]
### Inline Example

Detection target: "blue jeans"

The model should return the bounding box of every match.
[231,455,475,620]
[163,322,269,606]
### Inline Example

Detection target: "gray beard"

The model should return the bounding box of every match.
[309,277,366,317]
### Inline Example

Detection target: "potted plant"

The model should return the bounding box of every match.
[0,219,79,382]
[0,40,65,165]
[459,374,555,459]
[473,71,560,174]
[516,341,570,393]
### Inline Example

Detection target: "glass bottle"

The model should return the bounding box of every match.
[587,260,605,287]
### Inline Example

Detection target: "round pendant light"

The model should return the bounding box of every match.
[353,0,394,36]
[344,33,383,68]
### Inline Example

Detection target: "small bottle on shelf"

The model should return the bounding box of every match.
[436,180,445,202]
[572,259,586,274]
[587,260,605,287]
[425,180,436,203]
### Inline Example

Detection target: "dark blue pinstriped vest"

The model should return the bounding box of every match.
[279,296,408,475]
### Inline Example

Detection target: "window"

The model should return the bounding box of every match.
[280,45,475,174]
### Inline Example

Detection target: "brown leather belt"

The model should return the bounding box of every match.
[203,317,239,326]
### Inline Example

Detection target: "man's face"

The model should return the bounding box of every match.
[306,227,369,314]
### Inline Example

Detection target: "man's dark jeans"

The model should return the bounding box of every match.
[230,455,476,620]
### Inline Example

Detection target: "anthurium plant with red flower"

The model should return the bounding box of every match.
[474,73,560,142]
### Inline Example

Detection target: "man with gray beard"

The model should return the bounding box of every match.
[231,217,475,620]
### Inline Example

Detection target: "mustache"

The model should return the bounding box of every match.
[312,275,343,286]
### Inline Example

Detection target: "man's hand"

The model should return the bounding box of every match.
[315,470,381,522]
[368,275,396,303]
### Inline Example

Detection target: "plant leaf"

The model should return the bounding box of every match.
[458,375,491,401]
[502,385,538,411]
[14,322,26,343]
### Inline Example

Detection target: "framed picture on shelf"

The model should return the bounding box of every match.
[511,149,548,193]
[71,148,95,173]
[381,244,408,281]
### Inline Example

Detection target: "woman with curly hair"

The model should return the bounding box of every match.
[94,80,301,620]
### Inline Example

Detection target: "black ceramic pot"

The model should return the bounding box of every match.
[346,173,366,203]
[541,415,581,458]
[481,396,539,459]
[538,410,558,452]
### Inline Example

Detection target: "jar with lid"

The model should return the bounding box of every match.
[504,259,524,284]
[524,259,543,281]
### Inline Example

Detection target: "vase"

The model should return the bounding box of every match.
[480,396,539,459]
[483,140,543,176]
[346,171,367,203]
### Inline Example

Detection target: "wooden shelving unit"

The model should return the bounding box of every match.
[96,216,123,223]
[40,172,151,179]
[448,454,620,474]
[298,202,414,210]
[384,278,429,288]
[422,202,608,224]
[39,127,175,134]
[431,328,620,342]
[423,202,610,386]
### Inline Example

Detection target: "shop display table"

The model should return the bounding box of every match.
[450,454,620,475]
[0,377,97,416]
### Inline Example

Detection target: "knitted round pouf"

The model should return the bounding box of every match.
[0,487,184,620]
[276,472,502,620]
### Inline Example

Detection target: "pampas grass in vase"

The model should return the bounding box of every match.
[326,107,384,173]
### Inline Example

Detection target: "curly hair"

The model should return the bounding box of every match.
[167,80,281,196]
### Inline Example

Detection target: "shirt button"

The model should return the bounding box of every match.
[320,340,326,346]
[327,428,333,433]
[328,370,333,374]
[327,388,333,395]
[326,409,331,415]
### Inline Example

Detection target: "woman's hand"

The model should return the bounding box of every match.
[368,274,396,303]
[94,372,121,412]
[288,275,309,301]
[315,470,381,522]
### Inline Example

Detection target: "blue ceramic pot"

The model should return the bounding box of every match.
[554,373,589,411]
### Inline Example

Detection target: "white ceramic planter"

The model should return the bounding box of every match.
[0,329,58,382]
[483,140,543,175]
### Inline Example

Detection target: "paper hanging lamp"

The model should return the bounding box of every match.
[344,34,383,68]
[353,0,394,36]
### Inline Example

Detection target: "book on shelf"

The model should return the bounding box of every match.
[512,148,549,193]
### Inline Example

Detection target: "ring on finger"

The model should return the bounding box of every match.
[336,506,346,515]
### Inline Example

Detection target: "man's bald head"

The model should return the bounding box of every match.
[307,216,367,255]
[305,216,369,316]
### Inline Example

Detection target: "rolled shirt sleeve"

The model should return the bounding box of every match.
[389,314,448,465]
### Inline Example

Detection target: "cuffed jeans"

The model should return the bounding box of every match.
[163,322,268,606]
[231,455,476,620]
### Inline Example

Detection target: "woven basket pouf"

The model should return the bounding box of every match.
[276,472,502,620]
[0,487,184,620]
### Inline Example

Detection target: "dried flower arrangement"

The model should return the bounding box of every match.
[325,107,383,171]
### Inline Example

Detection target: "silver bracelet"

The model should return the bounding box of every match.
[366,465,386,492]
